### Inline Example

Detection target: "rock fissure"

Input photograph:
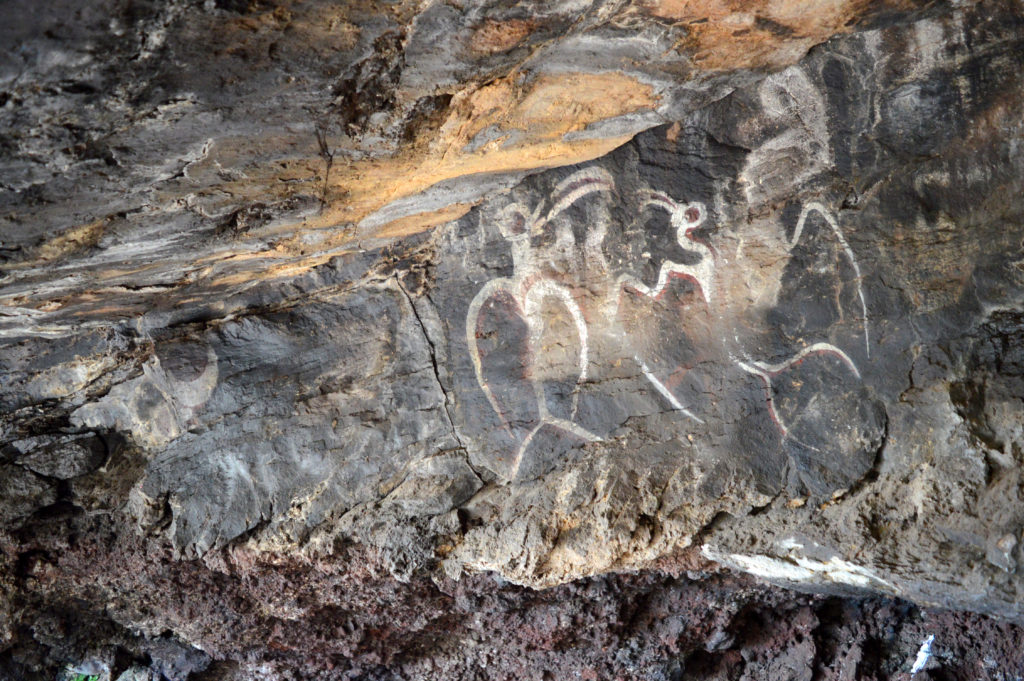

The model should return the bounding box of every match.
[393,273,466,455]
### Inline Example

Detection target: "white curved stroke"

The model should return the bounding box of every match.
[737,341,861,437]
[465,277,520,433]
[523,278,589,419]
[534,167,615,233]
[617,255,714,304]
[747,342,861,380]
[735,359,790,437]
[509,416,601,480]
[496,203,534,242]
[790,202,870,357]
[636,356,704,424]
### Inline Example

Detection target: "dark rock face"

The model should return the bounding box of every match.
[2,0,1024,678]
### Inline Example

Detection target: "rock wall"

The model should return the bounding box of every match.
[2,0,1024,679]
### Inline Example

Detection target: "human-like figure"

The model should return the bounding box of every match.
[611,191,875,485]
[735,202,881,494]
[736,202,870,435]
[466,167,614,479]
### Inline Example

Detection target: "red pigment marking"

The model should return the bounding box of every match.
[562,178,609,197]
[520,273,544,297]
[656,272,707,302]
[683,230,718,260]
[620,272,708,304]
[665,366,691,391]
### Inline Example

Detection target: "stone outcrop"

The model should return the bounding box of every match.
[2,0,1024,678]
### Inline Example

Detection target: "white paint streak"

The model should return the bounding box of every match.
[538,167,615,232]
[637,356,703,424]
[466,279,518,432]
[524,279,589,418]
[791,203,870,357]
[748,342,861,380]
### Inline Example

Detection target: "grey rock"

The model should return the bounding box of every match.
[0,464,56,524]
[13,433,107,480]
[115,667,152,681]
[2,0,1024,678]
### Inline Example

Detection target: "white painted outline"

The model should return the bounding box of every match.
[617,187,714,425]
[618,189,714,303]
[791,202,871,357]
[466,167,612,478]
[736,342,860,438]
[467,179,873,477]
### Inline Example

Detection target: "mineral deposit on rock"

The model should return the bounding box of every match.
[2,0,1024,679]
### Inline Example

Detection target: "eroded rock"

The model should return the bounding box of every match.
[2,0,1024,678]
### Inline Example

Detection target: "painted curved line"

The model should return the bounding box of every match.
[638,189,679,213]
[636,190,714,301]
[509,417,602,480]
[638,190,706,231]
[510,422,544,479]
[749,342,861,380]
[618,257,713,304]
[636,355,704,424]
[534,167,614,233]
[523,279,589,419]
[545,415,602,443]
[736,359,789,437]
[791,203,870,357]
[738,342,862,438]
[465,278,520,435]
[497,203,534,241]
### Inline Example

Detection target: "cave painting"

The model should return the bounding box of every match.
[466,168,614,477]
[466,168,871,481]
[614,189,712,424]
[734,202,869,438]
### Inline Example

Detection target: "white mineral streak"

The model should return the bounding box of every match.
[911,634,935,675]
[701,545,898,592]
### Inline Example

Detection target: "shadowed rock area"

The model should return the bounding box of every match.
[2,0,1024,679]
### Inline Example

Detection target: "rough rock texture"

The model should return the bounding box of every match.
[5,510,1024,680]
[3,0,1024,679]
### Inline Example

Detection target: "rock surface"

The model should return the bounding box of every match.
[3,0,1024,678]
